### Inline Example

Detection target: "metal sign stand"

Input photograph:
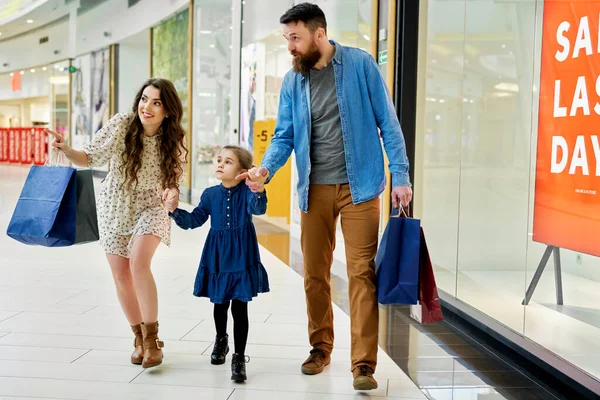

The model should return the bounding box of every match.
[522,245,564,306]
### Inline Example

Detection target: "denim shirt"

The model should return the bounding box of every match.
[261,40,411,213]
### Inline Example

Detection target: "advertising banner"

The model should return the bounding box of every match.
[534,1,600,256]
[8,128,19,163]
[0,129,7,162]
[20,128,33,165]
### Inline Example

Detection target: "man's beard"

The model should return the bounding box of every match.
[292,42,321,75]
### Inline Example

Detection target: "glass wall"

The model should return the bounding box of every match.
[191,0,235,199]
[415,0,600,384]
[117,30,150,114]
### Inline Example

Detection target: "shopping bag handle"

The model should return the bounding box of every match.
[44,149,65,167]
[391,206,409,219]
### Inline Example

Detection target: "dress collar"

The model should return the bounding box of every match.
[220,182,243,194]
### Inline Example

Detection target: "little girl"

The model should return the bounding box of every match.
[166,145,269,382]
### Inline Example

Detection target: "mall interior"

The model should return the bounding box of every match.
[1,0,599,399]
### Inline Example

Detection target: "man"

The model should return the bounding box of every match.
[239,2,412,391]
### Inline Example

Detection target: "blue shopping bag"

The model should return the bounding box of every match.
[375,209,421,304]
[6,165,77,247]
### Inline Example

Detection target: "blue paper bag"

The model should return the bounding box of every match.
[375,211,421,304]
[7,166,77,247]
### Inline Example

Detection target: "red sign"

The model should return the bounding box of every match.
[19,128,33,164]
[534,1,600,256]
[0,129,7,162]
[33,128,48,166]
[0,129,6,162]
[11,72,21,92]
[8,128,20,163]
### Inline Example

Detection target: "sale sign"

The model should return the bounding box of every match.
[20,128,33,165]
[8,128,19,163]
[0,129,7,162]
[534,1,600,256]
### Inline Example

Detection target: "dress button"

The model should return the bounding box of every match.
[227,214,230,217]
[227,223,230,226]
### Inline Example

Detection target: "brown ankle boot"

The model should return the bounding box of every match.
[130,324,144,365]
[141,321,164,368]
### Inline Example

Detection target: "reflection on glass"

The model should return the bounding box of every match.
[416,0,465,297]
[453,0,538,334]
[192,1,233,197]
[51,61,70,137]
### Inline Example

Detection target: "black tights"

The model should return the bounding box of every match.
[213,300,249,356]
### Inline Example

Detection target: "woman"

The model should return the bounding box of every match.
[46,78,187,368]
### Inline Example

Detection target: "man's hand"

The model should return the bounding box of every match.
[392,186,412,209]
[236,166,269,193]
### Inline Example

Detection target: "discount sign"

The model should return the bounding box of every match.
[534,1,600,256]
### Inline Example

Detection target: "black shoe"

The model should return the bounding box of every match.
[231,353,249,382]
[211,334,229,365]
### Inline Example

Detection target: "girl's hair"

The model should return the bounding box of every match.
[220,145,253,170]
[120,78,188,190]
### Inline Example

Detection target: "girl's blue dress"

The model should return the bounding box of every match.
[169,183,270,303]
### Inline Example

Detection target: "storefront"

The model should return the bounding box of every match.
[0,61,70,166]
[413,0,600,393]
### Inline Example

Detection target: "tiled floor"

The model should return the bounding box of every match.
[0,165,425,399]
[286,225,565,399]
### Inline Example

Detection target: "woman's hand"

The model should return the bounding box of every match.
[162,188,179,213]
[45,129,72,156]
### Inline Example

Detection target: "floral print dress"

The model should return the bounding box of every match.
[83,112,172,258]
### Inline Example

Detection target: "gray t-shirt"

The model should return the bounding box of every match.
[309,58,348,184]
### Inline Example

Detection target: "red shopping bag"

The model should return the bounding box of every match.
[410,228,444,323]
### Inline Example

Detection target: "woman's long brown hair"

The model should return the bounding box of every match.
[120,78,188,191]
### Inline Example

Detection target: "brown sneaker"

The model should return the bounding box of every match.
[353,365,377,390]
[301,348,331,375]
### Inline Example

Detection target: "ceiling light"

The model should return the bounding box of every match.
[26,19,33,24]
[199,30,212,34]
[494,82,519,92]
[0,32,3,36]
[30,69,35,73]
[10,73,13,76]
[209,44,215,48]
[363,34,370,41]
[20,71,24,75]
[42,67,47,71]
[50,76,69,85]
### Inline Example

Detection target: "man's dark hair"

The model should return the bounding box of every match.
[280,3,327,34]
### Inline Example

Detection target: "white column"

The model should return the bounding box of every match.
[68,5,78,59]
[230,0,242,144]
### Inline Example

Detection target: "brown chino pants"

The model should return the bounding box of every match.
[300,184,380,372]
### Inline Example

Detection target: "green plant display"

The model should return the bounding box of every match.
[152,8,190,130]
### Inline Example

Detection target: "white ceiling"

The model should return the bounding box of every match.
[0,0,109,42]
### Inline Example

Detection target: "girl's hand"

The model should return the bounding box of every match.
[247,179,265,194]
